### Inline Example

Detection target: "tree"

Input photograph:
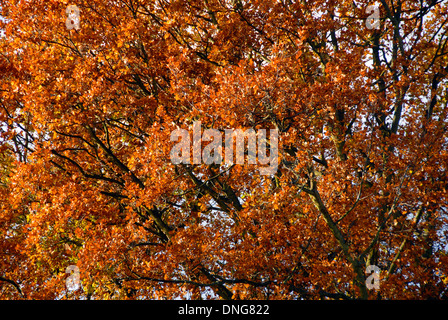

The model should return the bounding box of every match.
[0,0,447,299]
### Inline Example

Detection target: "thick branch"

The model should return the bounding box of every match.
[0,276,24,298]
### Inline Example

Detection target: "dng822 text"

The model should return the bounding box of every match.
[222,304,269,315]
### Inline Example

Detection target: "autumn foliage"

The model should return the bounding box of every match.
[1,0,448,300]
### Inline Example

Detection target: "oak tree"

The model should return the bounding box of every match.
[1,0,448,299]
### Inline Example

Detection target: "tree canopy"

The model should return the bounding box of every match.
[0,0,448,299]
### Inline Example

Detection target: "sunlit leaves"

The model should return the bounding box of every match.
[0,0,448,300]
